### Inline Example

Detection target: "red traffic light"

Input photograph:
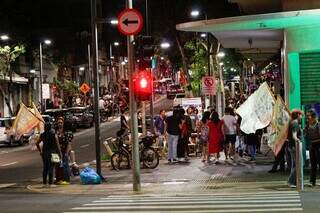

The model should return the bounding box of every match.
[133,70,153,101]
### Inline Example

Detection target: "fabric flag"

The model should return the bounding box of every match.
[268,95,290,156]
[236,82,275,134]
[11,103,42,139]
[32,102,45,134]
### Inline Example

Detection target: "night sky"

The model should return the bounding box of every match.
[0,0,238,65]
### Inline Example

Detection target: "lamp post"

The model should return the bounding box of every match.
[216,50,225,116]
[39,39,51,113]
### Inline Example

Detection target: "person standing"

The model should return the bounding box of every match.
[166,108,181,163]
[208,112,224,163]
[154,109,166,147]
[36,122,62,186]
[305,109,320,187]
[222,107,238,160]
[198,111,211,162]
[246,131,259,161]
[55,117,73,184]
[287,109,303,188]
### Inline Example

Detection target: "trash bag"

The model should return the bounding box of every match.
[80,167,101,184]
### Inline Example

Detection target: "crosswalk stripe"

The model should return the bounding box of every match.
[94,197,300,203]
[64,208,304,213]
[85,199,301,206]
[63,191,303,213]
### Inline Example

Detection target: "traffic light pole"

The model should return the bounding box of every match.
[127,0,141,192]
[90,0,102,177]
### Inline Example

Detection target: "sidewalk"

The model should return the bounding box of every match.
[27,146,320,196]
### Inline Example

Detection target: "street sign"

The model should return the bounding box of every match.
[80,83,91,94]
[117,8,143,36]
[202,76,216,95]
[42,83,50,99]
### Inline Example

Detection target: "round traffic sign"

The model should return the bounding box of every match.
[204,77,214,87]
[117,8,144,36]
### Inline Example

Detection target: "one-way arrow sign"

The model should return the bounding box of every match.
[123,18,139,26]
[118,8,143,36]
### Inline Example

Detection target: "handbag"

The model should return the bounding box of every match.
[51,153,60,163]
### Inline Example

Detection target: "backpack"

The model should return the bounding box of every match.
[200,124,209,143]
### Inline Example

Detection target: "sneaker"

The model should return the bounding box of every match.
[48,184,57,188]
[172,159,178,163]
[268,169,277,173]
[307,182,315,187]
[288,184,296,188]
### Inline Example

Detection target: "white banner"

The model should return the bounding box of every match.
[42,83,50,99]
[236,82,275,134]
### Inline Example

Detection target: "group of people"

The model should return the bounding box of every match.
[269,108,320,188]
[36,117,75,186]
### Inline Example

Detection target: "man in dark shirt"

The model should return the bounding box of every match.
[154,109,166,146]
[166,109,181,163]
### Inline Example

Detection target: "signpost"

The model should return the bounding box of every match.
[202,76,216,95]
[117,8,144,36]
[118,4,143,192]
[80,83,91,94]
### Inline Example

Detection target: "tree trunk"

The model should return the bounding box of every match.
[0,83,13,116]
[175,33,190,81]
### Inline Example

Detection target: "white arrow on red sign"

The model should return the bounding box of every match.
[117,8,144,36]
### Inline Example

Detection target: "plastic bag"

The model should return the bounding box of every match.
[80,167,102,184]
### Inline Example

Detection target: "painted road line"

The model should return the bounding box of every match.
[80,144,90,148]
[0,161,18,167]
[64,191,302,213]
[0,183,16,189]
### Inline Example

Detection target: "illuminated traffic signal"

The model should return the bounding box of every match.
[133,70,153,101]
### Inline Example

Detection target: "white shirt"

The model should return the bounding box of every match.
[98,99,105,109]
[222,115,237,135]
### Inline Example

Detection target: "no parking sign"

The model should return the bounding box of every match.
[202,76,216,95]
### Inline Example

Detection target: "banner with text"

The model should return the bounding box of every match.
[236,82,275,134]
[268,95,290,156]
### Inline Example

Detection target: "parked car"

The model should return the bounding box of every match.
[166,84,185,99]
[44,109,77,132]
[0,117,29,146]
[69,106,94,128]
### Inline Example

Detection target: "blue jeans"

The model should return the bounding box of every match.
[248,145,256,160]
[288,146,296,185]
[167,134,179,160]
[62,155,71,182]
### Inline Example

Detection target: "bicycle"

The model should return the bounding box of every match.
[111,134,160,170]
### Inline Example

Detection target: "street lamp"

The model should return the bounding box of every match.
[160,42,170,49]
[190,10,200,17]
[110,19,118,25]
[0,34,9,41]
[39,39,52,112]
[200,33,207,38]
[114,42,119,46]
[217,52,225,58]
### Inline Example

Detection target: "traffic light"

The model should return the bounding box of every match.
[133,70,153,101]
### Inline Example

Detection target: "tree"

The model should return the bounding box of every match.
[0,45,25,116]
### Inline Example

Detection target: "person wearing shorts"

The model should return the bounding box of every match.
[222,107,238,160]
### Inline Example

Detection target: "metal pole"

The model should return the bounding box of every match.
[207,32,210,76]
[296,141,304,191]
[145,0,149,36]
[91,0,102,177]
[127,0,141,192]
[39,42,44,113]
[145,0,154,134]
[142,101,146,135]
[88,44,91,85]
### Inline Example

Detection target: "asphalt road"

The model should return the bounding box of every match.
[0,97,172,184]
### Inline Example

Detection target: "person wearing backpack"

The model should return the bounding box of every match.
[198,111,211,162]
[305,109,320,187]
[208,111,224,163]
